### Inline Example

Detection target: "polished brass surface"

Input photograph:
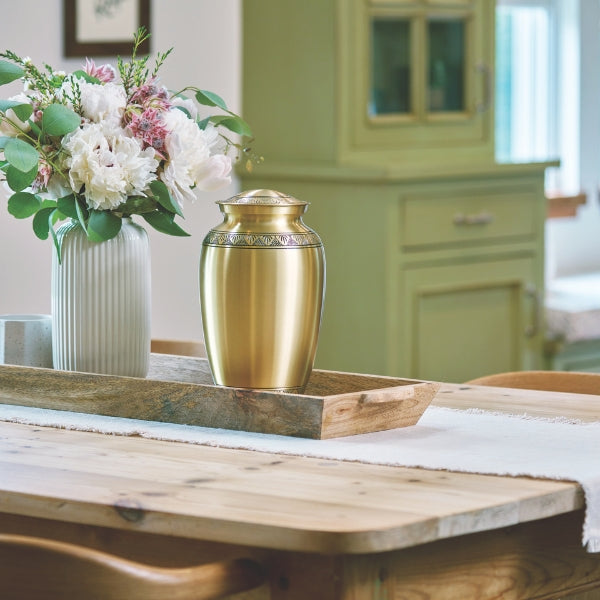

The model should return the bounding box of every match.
[200,190,325,391]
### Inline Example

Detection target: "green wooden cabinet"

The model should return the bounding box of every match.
[241,0,550,382]
[241,170,546,381]
[403,255,541,382]
[243,0,494,168]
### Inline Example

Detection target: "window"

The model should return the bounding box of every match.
[495,0,580,194]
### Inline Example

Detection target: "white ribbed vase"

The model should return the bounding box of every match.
[51,218,151,377]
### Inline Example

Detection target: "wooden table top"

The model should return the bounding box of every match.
[0,382,598,555]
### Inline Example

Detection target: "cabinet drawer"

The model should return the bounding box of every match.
[402,190,538,248]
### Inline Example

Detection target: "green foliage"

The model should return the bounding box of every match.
[56,194,79,219]
[32,205,57,240]
[49,224,62,263]
[74,199,88,234]
[142,211,190,236]
[87,210,122,242]
[7,191,41,218]
[4,138,39,172]
[149,179,183,217]
[118,26,162,95]
[42,104,81,136]
[5,164,37,191]
[0,99,33,122]
[71,70,100,84]
[209,114,253,137]
[0,52,62,101]
[195,89,228,111]
[0,59,24,85]
[114,195,156,215]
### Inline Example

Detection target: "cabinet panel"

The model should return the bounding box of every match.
[427,18,466,112]
[402,190,537,248]
[402,257,540,382]
[371,17,412,115]
[341,0,492,162]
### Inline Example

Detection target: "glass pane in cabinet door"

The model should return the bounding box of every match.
[427,19,465,112]
[370,18,411,116]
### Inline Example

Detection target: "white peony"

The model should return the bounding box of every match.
[160,109,231,207]
[192,154,234,192]
[63,121,158,210]
[79,81,126,124]
[0,93,32,137]
[58,78,126,124]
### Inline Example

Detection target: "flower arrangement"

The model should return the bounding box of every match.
[0,28,253,257]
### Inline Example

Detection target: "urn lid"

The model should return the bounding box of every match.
[218,189,307,206]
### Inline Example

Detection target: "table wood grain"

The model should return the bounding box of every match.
[1,381,599,599]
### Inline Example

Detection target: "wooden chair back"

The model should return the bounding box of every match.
[0,533,264,600]
[467,370,600,395]
[151,339,207,357]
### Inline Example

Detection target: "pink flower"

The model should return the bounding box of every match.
[126,107,170,159]
[31,158,52,193]
[83,58,116,83]
[129,77,171,110]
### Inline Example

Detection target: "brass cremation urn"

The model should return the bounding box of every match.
[199,189,325,392]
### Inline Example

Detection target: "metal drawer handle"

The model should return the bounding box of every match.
[453,212,495,226]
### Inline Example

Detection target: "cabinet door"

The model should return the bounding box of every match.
[401,257,541,382]
[339,0,493,163]
[370,9,468,117]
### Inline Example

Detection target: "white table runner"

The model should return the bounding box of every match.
[1,403,599,552]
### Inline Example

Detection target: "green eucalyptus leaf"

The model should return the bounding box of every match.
[57,194,79,219]
[42,104,81,136]
[71,70,101,84]
[149,180,183,217]
[7,191,41,218]
[4,138,39,172]
[51,208,65,224]
[50,222,61,264]
[173,104,191,118]
[6,163,37,192]
[75,198,89,233]
[115,195,157,214]
[41,199,58,209]
[209,115,253,137]
[12,103,33,122]
[0,99,33,122]
[0,136,9,149]
[0,60,24,85]
[27,120,42,138]
[32,206,56,240]
[87,210,122,242]
[142,211,190,237]
[195,90,228,111]
[196,116,210,130]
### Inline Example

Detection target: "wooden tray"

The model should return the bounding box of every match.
[0,354,439,439]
